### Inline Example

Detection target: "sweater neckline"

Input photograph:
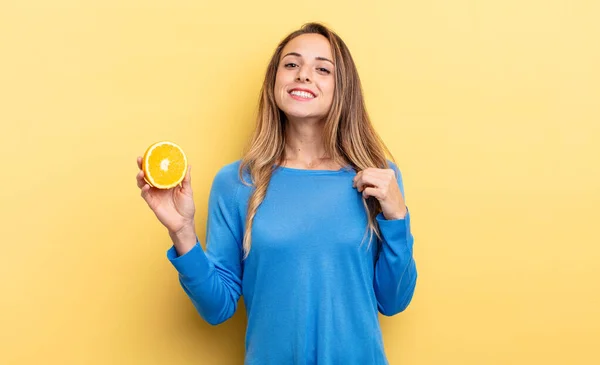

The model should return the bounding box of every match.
[273,164,354,175]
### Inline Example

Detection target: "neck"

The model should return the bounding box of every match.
[283,117,329,165]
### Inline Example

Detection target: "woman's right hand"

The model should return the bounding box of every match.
[136,156,196,235]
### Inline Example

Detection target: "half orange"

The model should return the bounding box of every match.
[142,141,188,189]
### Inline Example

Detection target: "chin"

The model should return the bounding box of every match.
[279,105,322,120]
[283,110,323,121]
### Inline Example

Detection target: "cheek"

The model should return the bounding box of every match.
[274,73,287,105]
[274,74,282,93]
[276,69,295,85]
[322,81,335,105]
[275,68,294,86]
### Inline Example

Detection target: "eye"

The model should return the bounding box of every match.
[284,63,298,68]
[317,67,331,74]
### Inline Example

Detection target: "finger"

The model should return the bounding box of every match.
[352,171,362,187]
[356,175,384,193]
[182,165,192,190]
[353,169,383,187]
[362,187,381,200]
[136,170,146,189]
[137,156,142,170]
[364,168,391,181]
[140,183,151,200]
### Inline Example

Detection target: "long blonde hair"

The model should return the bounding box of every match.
[239,22,397,259]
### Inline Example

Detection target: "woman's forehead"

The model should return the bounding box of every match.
[281,34,332,59]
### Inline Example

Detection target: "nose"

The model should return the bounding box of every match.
[295,65,311,82]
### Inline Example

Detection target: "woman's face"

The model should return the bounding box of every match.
[274,33,335,122]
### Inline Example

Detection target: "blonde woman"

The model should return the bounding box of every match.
[136,22,417,365]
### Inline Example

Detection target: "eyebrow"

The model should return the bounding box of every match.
[282,52,334,66]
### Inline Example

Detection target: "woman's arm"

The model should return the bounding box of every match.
[371,163,418,315]
[373,208,417,316]
[166,164,244,325]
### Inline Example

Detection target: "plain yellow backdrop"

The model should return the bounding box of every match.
[1,1,599,364]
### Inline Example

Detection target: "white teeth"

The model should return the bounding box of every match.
[290,90,315,99]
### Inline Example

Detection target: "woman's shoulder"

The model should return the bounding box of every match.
[215,159,242,175]
[385,159,402,175]
[213,159,251,189]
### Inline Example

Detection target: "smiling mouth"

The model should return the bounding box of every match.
[288,90,316,100]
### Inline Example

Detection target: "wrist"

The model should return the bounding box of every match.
[169,220,195,235]
[169,223,197,255]
[383,206,407,220]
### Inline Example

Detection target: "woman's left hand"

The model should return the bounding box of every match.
[352,168,407,220]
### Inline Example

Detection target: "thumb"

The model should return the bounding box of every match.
[182,164,192,190]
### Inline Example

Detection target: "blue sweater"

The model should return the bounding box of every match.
[166,160,417,364]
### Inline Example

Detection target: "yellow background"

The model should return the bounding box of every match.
[1,1,599,364]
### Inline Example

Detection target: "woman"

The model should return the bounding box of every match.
[136,22,417,365]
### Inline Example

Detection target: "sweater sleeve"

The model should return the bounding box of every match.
[165,165,244,325]
[373,162,418,316]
